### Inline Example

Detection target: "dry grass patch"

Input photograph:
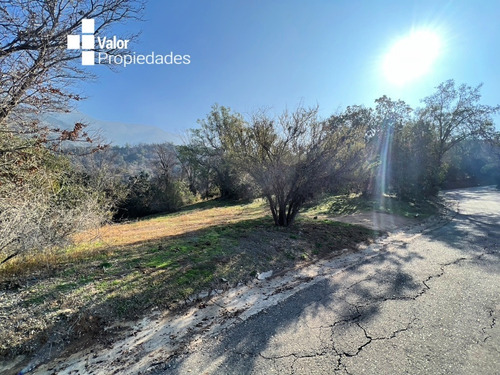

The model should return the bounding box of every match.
[75,199,267,247]
[0,198,379,369]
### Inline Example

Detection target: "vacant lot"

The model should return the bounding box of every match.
[0,198,381,365]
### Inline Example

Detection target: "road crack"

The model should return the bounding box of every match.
[482,309,497,342]
[258,350,330,361]
[332,311,417,373]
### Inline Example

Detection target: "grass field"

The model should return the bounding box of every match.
[304,192,438,218]
[0,196,393,360]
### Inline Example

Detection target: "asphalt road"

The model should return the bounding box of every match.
[164,186,500,375]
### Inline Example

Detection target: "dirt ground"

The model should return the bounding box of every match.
[330,211,418,231]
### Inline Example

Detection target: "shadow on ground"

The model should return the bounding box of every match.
[0,216,376,374]
[160,187,500,375]
[161,247,427,375]
[428,186,500,263]
[4,187,499,374]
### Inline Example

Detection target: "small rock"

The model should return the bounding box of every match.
[257,270,273,280]
[198,291,209,299]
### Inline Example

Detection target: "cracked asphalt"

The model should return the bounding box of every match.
[160,187,500,375]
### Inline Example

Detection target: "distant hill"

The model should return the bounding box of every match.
[42,111,181,146]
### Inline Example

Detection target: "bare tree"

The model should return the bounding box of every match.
[0,0,144,263]
[0,0,144,162]
[0,0,144,126]
[0,154,113,264]
[154,143,178,181]
[229,106,366,226]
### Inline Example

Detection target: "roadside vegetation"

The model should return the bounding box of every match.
[304,193,439,219]
[1,0,500,368]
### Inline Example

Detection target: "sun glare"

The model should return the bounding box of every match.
[383,30,441,85]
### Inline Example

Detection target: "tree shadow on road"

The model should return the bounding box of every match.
[163,248,427,375]
[426,186,500,268]
[155,187,500,374]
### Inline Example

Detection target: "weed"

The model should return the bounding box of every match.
[55,282,77,292]
[146,257,176,269]
[78,275,95,284]
[24,294,45,306]
[176,266,214,286]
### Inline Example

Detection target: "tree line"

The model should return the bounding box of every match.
[1,0,499,264]
[4,79,500,263]
[167,82,499,226]
[89,80,500,227]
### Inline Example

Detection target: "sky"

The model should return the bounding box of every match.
[76,0,500,134]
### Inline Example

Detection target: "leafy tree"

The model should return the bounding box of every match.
[362,82,499,200]
[114,144,196,219]
[419,79,499,167]
[118,171,154,219]
[326,105,376,195]
[441,139,496,188]
[150,143,186,212]
[364,96,412,198]
[483,132,500,188]
[185,104,252,199]
[176,144,206,195]
[390,119,439,199]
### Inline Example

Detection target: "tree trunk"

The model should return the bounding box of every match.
[266,195,279,226]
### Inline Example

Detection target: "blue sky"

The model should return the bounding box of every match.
[77,0,500,134]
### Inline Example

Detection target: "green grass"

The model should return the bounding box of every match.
[305,193,438,219]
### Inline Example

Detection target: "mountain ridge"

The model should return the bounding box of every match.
[42,111,181,146]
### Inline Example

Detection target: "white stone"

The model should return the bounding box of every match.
[257,270,273,280]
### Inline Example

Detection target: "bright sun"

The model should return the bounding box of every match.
[383,30,441,85]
